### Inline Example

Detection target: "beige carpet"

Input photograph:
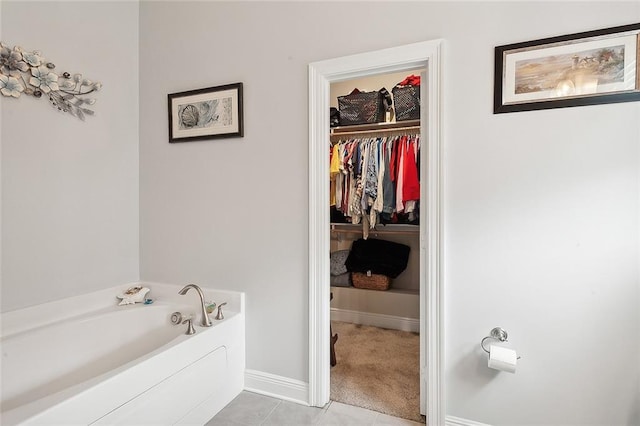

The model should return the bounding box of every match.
[330,321,422,422]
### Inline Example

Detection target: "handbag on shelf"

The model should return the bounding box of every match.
[345,238,410,279]
[330,107,340,127]
[337,87,393,126]
[392,75,421,121]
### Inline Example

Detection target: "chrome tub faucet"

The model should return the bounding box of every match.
[178,284,213,327]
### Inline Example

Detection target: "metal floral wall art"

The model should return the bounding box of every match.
[0,42,102,120]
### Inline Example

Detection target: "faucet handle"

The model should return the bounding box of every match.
[182,317,196,335]
[215,302,227,320]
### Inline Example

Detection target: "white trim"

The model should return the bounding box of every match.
[445,415,492,426]
[243,372,491,426]
[244,369,309,406]
[424,39,445,426]
[330,308,420,333]
[308,39,444,426]
[308,55,331,410]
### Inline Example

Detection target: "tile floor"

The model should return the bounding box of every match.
[205,391,424,425]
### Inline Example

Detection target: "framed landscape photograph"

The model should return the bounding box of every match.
[168,82,243,142]
[494,23,640,113]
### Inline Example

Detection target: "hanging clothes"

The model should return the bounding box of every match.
[329,133,420,231]
[402,138,420,202]
[381,139,395,219]
[329,143,341,206]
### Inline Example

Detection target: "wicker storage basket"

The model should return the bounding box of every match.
[351,272,391,291]
[392,85,420,121]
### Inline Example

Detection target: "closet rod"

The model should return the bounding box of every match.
[331,119,420,133]
[330,125,420,141]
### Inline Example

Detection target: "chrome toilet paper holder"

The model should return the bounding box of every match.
[481,327,521,359]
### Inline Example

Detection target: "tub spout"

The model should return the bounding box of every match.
[178,284,212,327]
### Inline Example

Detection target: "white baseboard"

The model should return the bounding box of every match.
[244,371,489,426]
[331,308,420,333]
[446,415,491,426]
[244,369,309,406]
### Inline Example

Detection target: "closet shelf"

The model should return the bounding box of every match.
[330,223,419,236]
[331,285,419,296]
[330,119,420,141]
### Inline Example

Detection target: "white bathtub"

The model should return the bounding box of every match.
[0,282,245,425]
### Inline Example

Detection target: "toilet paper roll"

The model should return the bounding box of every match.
[488,345,517,373]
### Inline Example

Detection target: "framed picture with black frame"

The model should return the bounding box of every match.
[494,23,640,113]
[168,82,243,142]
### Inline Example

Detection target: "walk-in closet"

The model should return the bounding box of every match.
[328,69,425,423]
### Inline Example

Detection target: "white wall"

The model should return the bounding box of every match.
[442,5,639,424]
[1,1,140,312]
[139,2,636,425]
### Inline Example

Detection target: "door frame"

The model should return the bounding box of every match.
[308,39,444,425]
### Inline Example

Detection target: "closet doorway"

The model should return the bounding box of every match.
[308,40,444,426]
[329,70,423,422]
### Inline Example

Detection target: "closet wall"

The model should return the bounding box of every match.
[330,70,424,326]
